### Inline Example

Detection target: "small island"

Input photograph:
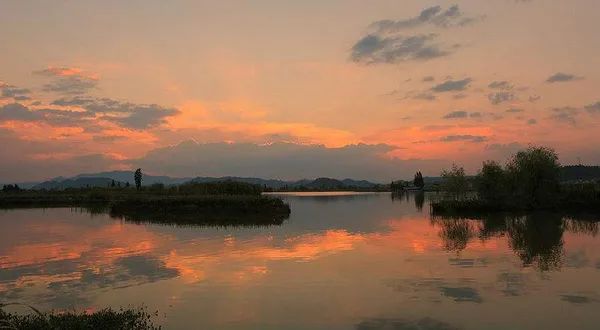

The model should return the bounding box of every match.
[430,146,600,215]
[0,169,291,227]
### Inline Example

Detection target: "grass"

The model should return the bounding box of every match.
[0,304,160,330]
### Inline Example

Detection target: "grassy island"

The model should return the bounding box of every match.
[430,146,600,215]
[0,180,291,226]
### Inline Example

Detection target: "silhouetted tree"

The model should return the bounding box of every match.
[413,171,425,188]
[111,179,116,188]
[2,184,21,193]
[391,180,410,192]
[477,160,507,203]
[134,169,143,190]
[441,164,468,200]
[506,146,561,207]
[125,182,130,188]
[435,146,572,211]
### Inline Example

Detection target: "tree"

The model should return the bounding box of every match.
[441,164,468,200]
[2,184,21,193]
[413,171,425,188]
[134,168,143,190]
[111,179,116,188]
[477,160,507,203]
[506,146,560,206]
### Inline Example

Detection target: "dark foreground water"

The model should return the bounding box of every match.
[1,192,599,329]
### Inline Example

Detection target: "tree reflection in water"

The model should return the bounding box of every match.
[434,218,477,252]
[506,213,564,271]
[431,212,599,271]
[391,191,425,212]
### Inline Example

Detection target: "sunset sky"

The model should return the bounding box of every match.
[1,0,599,182]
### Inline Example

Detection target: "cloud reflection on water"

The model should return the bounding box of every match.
[0,193,599,328]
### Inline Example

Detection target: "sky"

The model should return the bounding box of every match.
[1,0,600,182]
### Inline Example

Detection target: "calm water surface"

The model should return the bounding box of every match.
[1,192,599,329]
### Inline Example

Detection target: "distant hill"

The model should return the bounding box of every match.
[33,177,126,190]
[190,176,380,190]
[28,171,381,191]
[341,179,379,188]
[31,171,191,190]
[302,178,346,190]
[190,176,290,189]
[561,165,600,182]
[69,171,192,186]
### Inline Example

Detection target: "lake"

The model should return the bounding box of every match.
[1,192,599,329]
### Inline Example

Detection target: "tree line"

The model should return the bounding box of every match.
[435,146,600,211]
[390,171,425,191]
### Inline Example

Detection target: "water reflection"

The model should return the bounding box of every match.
[0,193,599,329]
[391,190,426,211]
[507,214,564,271]
[356,317,460,330]
[431,212,598,271]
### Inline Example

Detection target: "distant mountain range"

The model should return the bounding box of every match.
[10,165,600,191]
[32,177,127,190]
[32,171,192,190]
[27,171,381,190]
[191,176,378,189]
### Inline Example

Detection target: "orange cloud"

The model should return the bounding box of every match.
[167,100,359,147]
[36,66,99,80]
